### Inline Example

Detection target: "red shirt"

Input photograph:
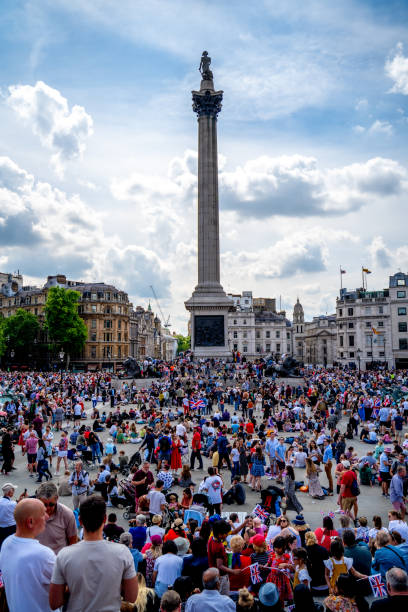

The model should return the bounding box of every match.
[245,422,254,434]
[340,470,357,498]
[208,536,227,574]
[192,432,201,450]
[314,527,339,551]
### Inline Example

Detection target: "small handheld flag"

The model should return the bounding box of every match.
[369,574,387,598]
[250,563,263,584]
[253,504,270,521]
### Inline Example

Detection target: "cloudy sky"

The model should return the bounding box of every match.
[1,0,408,333]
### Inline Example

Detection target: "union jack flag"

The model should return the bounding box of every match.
[250,563,262,584]
[190,398,205,410]
[369,574,387,598]
[253,504,270,521]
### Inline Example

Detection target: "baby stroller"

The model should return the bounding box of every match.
[120,479,137,520]
[260,485,286,520]
[165,492,180,524]
[192,492,210,511]
[127,450,142,471]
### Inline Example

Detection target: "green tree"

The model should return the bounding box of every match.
[44,286,87,366]
[0,318,7,359]
[176,334,190,354]
[2,309,40,359]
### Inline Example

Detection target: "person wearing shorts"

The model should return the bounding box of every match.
[25,431,38,477]
[55,431,69,476]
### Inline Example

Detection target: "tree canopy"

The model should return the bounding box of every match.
[176,334,190,353]
[1,309,40,356]
[44,286,87,358]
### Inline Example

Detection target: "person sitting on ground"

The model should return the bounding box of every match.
[184,567,235,612]
[223,476,246,505]
[324,538,367,594]
[372,531,407,580]
[370,567,408,611]
[324,573,361,612]
[314,516,339,551]
[103,512,124,542]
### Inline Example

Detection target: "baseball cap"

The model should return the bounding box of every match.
[250,534,266,547]
[341,460,351,468]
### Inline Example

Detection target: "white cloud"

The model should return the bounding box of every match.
[368,236,393,268]
[386,43,408,96]
[368,119,393,136]
[6,81,93,177]
[353,125,365,134]
[221,228,358,280]
[355,98,368,111]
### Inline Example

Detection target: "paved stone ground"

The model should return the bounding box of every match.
[6,376,393,534]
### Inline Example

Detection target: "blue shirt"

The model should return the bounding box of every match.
[372,545,406,579]
[379,452,390,473]
[129,526,147,551]
[276,443,286,461]
[130,547,144,571]
[323,446,333,463]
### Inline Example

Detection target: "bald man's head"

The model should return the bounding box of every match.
[14,498,48,538]
[202,568,220,590]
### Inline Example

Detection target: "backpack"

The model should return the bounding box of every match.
[350,477,360,496]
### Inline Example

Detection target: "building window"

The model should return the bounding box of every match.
[243,332,247,339]
[243,345,248,353]
[350,351,355,357]
[91,346,97,358]
[91,293,97,301]
[276,331,280,338]
[233,331,237,339]
[379,351,385,357]
[266,331,270,338]
[256,345,261,353]
[243,319,247,325]
[339,336,344,347]
[91,333,97,341]
[266,343,271,350]
[367,351,372,357]
[104,320,112,328]
[287,332,290,339]
[365,322,371,328]
[340,352,344,358]
[118,332,121,341]
[34,308,38,315]
[378,321,384,327]
[397,291,406,298]
[399,322,407,332]
[339,323,343,329]
[347,308,353,316]
[398,307,407,316]
[365,307,371,314]
[339,309,343,316]
[91,320,96,329]
[256,331,260,339]
[233,319,237,325]
[287,344,290,352]
[348,322,354,329]
[379,306,383,314]
[91,305,97,313]
[397,279,406,286]
[399,339,408,350]
[276,343,281,352]
[349,335,355,347]
[118,346,121,358]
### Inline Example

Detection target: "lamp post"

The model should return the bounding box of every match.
[59,350,65,378]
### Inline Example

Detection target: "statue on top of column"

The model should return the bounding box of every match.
[199,51,213,80]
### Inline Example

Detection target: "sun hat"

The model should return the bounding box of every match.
[292,514,306,526]
[174,536,190,556]
[2,483,18,493]
[258,583,279,607]
[341,460,351,468]
[172,518,186,530]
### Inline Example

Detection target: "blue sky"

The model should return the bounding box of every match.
[0,0,408,332]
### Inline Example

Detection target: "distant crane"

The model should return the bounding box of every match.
[150,285,171,329]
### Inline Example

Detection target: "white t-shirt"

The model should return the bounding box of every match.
[266,525,281,545]
[205,476,223,504]
[323,556,353,576]
[368,527,388,540]
[0,497,17,528]
[51,539,136,612]
[0,535,56,612]
[154,553,183,585]
[388,520,408,543]
[147,489,166,516]
[294,451,307,467]
[145,525,165,543]
[296,566,312,587]
[176,424,186,437]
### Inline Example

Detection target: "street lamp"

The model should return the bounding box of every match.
[59,350,65,376]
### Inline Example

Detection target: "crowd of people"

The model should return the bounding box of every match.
[0,358,408,611]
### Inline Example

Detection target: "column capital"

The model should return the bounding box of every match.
[192,89,223,119]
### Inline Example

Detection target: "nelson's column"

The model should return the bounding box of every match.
[185,51,233,358]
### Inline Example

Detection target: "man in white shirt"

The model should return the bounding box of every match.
[49,495,138,611]
[0,482,25,549]
[205,467,223,515]
[0,498,56,612]
[176,421,186,439]
[147,480,167,517]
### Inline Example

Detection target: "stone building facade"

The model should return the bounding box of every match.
[389,272,408,370]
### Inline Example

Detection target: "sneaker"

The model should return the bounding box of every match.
[54,472,60,476]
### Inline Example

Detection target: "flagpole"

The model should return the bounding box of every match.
[362,266,365,290]
[340,265,343,291]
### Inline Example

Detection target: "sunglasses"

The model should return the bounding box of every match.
[42,501,56,507]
